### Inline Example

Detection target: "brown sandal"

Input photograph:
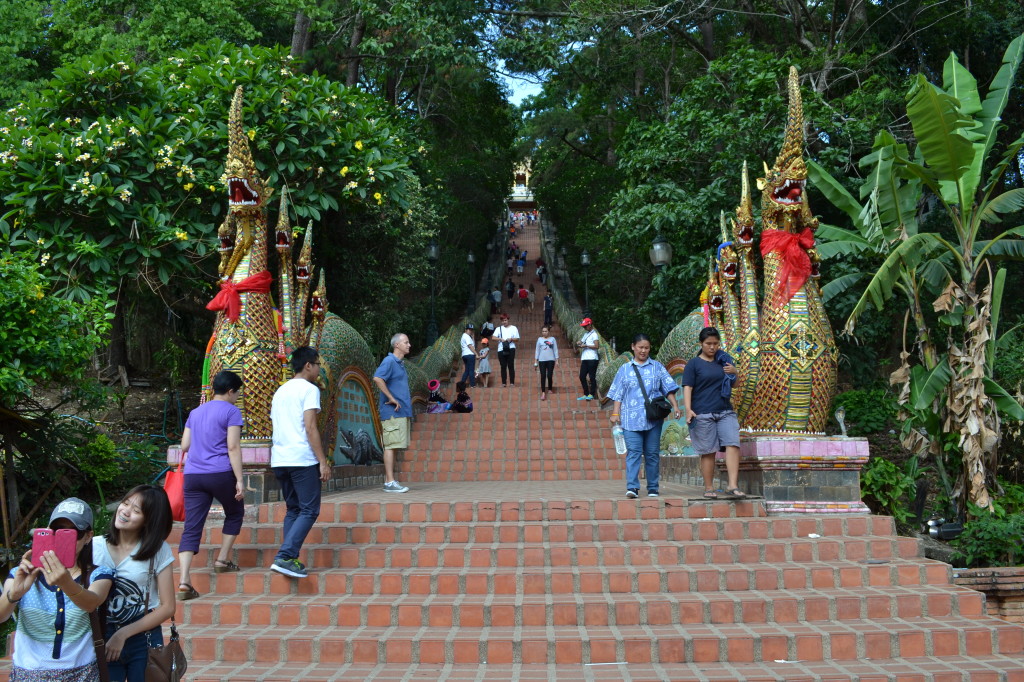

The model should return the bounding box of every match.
[214,560,239,573]
[176,583,200,601]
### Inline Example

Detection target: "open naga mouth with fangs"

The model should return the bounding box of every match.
[810,261,821,278]
[736,223,754,245]
[296,264,311,282]
[771,178,805,205]
[723,262,738,280]
[709,294,724,311]
[218,234,235,252]
[275,229,291,249]
[228,177,260,207]
[311,296,324,313]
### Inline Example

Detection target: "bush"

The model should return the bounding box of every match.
[832,388,898,435]
[953,507,1024,568]
[861,455,917,525]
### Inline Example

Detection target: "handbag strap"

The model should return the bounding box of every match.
[143,556,176,640]
[631,363,653,405]
[85,568,111,682]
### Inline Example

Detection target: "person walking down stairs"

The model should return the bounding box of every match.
[534,325,558,401]
[493,314,521,387]
[577,317,600,400]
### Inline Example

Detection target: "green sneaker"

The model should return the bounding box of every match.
[270,557,307,578]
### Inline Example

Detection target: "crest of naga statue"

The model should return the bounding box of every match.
[703,67,837,434]
[202,86,343,448]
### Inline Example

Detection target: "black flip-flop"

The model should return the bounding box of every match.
[724,488,747,499]
[703,490,718,499]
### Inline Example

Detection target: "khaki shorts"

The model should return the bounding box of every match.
[382,417,410,450]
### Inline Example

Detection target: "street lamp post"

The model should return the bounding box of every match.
[466,251,476,315]
[580,249,591,316]
[426,239,439,345]
[649,234,673,272]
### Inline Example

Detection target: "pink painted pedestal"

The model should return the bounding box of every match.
[717,436,871,515]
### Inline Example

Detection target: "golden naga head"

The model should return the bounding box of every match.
[275,188,292,254]
[225,86,267,214]
[756,67,808,217]
[733,161,755,248]
[310,269,327,318]
[296,221,314,283]
[717,211,738,281]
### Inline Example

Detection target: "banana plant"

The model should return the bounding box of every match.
[809,34,1024,515]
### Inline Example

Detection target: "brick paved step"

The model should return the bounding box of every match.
[165,656,1024,682]
[179,557,953,596]
[248,497,771,524]
[183,535,920,570]
[173,513,894,546]
[178,584,987,627]
[181,617,1024,664]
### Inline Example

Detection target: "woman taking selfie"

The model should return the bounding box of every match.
[1,498,114,681]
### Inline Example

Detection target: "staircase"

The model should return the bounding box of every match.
[6,220,1024,681]
[175,488,1024,679]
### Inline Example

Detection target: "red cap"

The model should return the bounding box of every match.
[580,318,593,327]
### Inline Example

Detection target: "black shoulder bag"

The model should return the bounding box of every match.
[632,363,673,421]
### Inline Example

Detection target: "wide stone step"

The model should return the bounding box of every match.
[184,535,920,569]
[178,584,987,627]
[180,558,952,596]
[246,496,770,524]
[181,617,1024,664]
[171,512,893,546]
[166,656,1024,681]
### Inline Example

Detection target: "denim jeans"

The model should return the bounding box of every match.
[461,354,476,387]
[579,359,598,396]
[623,423,663,493]
[105,623,162,682]
[273,464,322,561]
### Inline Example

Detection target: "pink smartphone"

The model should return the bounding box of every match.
[31,528,77,569]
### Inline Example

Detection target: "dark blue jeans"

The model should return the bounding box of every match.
[105,623,162,682]
[273,464,322,561]
[623,423,664,493]
[461,354,476,387]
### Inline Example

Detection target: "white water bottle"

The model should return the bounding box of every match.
[612,425,627,455]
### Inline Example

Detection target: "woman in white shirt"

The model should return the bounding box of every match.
[493,314,520,387]
[534,326,559,400]
[94,485,176,682]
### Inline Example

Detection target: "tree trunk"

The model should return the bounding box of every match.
[699,21,714,60]
[291,11,312,60]
[346,13,367,88]
[106,285,129,384]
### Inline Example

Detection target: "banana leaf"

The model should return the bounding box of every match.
[983,378,1024,421]
[980,188,1024,223]
[910,358,953,411]
[905,75,977,203]
[821,273,865,303]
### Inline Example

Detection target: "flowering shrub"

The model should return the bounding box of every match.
[0,40,417,300]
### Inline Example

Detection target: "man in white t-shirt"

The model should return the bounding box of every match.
[269,346,329,579]
[494,314,521,387]
[577,317,600,400]
[460,323,477,388]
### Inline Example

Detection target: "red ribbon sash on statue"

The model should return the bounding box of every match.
[760,228,815,305]
[206,270,273,322]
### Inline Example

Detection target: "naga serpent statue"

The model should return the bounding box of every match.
[202,86,349,453]
[665,67,837,435]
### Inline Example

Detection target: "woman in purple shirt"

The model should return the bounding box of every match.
[175,370,245,601]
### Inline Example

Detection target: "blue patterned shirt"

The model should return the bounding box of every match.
[607,359,679,431]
